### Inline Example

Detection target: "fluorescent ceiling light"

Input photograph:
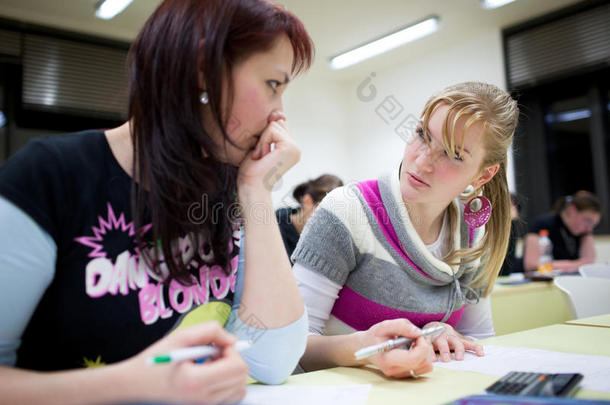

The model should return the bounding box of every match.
[545,104,610,124]
[545,109,591,124]
[95,0,134,20]
[480,0,517,10]
[329,16,440,70]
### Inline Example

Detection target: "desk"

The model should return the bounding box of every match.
[285,324,610,404]
[491,279,573,335]
[566,314,610,328]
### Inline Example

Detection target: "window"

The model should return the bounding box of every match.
[512,71,609,234]
[0,67,5,161]
[545,96,595,198]
[0,21,127,163]
[505,1,610,234]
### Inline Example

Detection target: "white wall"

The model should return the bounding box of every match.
[272,74,352,207]
[275,27,518,208]
[344,28,510,183]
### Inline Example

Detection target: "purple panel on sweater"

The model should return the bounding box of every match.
[331,285,464,330]
[355,180,438,281]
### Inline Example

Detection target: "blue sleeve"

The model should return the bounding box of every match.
[0,196,56,366]
[225,230,308,385]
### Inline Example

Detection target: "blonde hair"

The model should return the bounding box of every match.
[420,82,519,297]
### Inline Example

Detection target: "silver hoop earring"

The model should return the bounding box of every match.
[200,91,209,105]
[460,184,475,199]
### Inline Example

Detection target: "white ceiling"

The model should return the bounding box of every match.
[0,0,584,79]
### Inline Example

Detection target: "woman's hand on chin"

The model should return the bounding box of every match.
[237,112,300,193]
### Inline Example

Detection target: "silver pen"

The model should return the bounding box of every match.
[354,324,445,360]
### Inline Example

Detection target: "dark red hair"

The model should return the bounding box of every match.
[127,0,314,284]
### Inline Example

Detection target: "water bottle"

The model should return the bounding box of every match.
[537,229,553,273]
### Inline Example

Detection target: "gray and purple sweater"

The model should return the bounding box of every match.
[291,168,485,334]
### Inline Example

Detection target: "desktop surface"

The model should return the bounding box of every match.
[285,324,610,405]
[565,314,610,328]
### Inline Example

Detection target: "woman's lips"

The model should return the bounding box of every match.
[407,172,429,187]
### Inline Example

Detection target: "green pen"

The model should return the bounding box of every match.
[147,340,252,365]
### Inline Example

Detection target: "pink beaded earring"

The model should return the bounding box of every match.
[463,187,492,247]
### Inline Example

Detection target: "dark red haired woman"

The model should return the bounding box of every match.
[0,0,314,403]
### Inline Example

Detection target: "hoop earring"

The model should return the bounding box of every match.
[463,195,492,247]
[460,184,475,199]
[200,91,209,105]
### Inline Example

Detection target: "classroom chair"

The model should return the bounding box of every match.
[553,276,610,319]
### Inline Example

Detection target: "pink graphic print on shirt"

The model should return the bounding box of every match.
[75,203,239,325]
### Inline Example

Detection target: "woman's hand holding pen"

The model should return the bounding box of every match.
[423,321,485,362]
[356,319,435,378]
[116,321,248,405]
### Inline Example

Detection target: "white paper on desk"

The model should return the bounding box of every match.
[238,384,371,405]
[435,345,610,392]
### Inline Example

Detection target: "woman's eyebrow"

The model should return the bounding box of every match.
[274,68,291,84]
[425,123,472,156]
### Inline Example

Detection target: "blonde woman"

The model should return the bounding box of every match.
[293,82,518,378]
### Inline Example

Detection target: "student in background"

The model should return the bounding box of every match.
[0,0,313,403]
[276,174,343,260]
[523,191,601,272]
[293,82,519,378]
[499,193,526,275]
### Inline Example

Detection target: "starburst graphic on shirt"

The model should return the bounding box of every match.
[75,202,151,259]
[83,355,105,368]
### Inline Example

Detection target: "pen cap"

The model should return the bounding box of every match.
[234,341,252,351]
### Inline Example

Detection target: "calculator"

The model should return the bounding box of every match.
[485,371,583,397]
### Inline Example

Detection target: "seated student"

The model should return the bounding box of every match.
[0,0,314,403]
[499,193,526,275]
[276,174,343,260]
[523,191,601,272]
[292,82,519,378]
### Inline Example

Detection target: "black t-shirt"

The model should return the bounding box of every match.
[0,130,239,371]
[529,213,582,260]
[275,207,300,262]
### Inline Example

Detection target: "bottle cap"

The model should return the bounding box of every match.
[539,229,549,236]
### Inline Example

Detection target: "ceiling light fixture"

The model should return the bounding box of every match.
[329,16,440,70]
[95,0,134,20]
[480,0,517,10]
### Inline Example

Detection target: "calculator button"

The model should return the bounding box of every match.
[514,373,529,384]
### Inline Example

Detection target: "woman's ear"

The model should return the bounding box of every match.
[198,72,206,90]
[473,163,499,189]
[302,194,315,210]
[197,39,206,90]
